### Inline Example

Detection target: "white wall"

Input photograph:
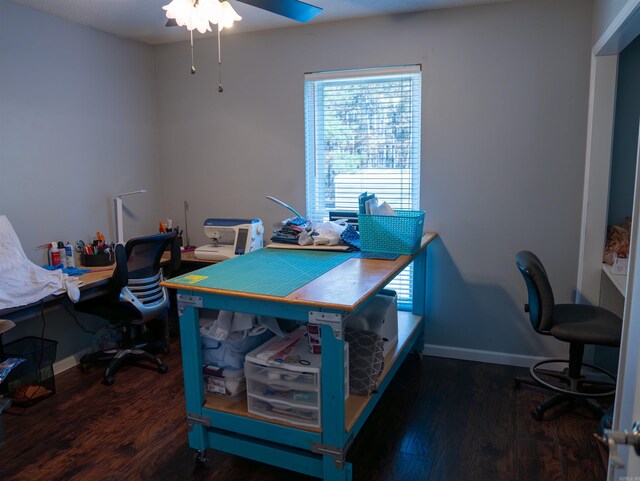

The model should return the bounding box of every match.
[155,0,594,361]
[593,0,630,43]
[0,0,161,358]
[0,0,161,264]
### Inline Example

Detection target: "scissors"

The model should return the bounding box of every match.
[75,240,86,253]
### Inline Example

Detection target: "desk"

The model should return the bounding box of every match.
[162,233,437,481]
[162,249,214,264]
[602,263,627,297]
[0,251,212,326]
[0,267,114,323]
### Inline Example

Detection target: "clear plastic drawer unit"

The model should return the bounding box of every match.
[244,328,348,428]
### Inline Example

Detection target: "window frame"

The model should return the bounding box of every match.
[304,65,422,309]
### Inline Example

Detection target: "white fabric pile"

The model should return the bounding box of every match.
[298,220,348,246]
[0,215,81,310]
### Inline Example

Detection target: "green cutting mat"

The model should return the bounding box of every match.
[171,248,354,297]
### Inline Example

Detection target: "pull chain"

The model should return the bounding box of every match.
[217,29,223,92]
[190,30,196,74]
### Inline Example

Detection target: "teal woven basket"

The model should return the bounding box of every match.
[358,210,425,255]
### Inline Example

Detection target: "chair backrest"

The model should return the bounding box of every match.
[113,232,179,323]
[515,250,555,333]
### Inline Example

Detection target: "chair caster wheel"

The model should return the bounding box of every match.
[195,450,207,465]
[79,363,90,372]
[158,364,169,374]
[161,347,170,355]
[103,376,115,386]
[531,408,543,421]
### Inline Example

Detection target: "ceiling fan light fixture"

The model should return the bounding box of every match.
[163,0,240,33]
[199,0,222,27]
[217,1,242,31]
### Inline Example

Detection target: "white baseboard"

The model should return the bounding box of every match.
[423,343,544,368]
[52,347,93,375]
[55,344,540,374]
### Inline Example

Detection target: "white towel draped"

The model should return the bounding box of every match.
[0,215,80,310]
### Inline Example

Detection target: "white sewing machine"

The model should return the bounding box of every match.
[194,218,263,261]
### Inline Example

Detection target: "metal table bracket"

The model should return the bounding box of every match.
[186,413,211,432]
[311,437,353,469]
[177,294,203,316]
[309,311,343,340]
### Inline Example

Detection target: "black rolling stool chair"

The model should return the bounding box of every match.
[75,232,181,385]
[514,250,622,420]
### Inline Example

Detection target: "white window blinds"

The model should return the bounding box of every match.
[304,65,422,309]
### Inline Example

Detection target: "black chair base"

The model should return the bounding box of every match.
[80,347,168,386]
[528,358,616,396]
[514,372,613,420]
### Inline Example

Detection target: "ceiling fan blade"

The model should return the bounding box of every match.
[166,18,178,27]
[236,0,322,23]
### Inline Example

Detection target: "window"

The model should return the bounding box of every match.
[304,65,422,308]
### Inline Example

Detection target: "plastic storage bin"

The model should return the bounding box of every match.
[345,289,398,358]
[3,337,58,407]
[80,253,115,267]
[203,365,246,398]
[358,210,425,255]
[245,328,348,428]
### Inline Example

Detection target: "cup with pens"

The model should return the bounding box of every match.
[159,219,184,247]
[78,232,115,267]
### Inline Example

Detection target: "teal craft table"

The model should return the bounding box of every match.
[162,233,437,481]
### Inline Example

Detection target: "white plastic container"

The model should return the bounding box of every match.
[65,242,76,268]
[244,327,348,428]
[345,289,398,358]
[612,254,629,275]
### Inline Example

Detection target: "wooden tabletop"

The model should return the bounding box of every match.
[162,233,437,312]
[161,249,220,264]
[77,266,114,285]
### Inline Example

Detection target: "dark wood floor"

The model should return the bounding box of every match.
[0,340,607,481]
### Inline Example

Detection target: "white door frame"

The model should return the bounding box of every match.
[577,0,640,305]
[577,1,640,478]
[611,120,640,480]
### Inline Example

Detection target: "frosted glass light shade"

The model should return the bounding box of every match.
[217,1,242,31]
[163,0,241,33]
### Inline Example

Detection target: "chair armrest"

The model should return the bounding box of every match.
[168,235,182,276]
[111,244,128,301]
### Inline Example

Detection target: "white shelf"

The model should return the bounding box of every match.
[603,264,627,297]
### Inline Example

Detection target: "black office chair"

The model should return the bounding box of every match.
[75,232,181,386]
[513,251,622,420]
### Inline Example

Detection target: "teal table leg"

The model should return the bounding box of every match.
[323,457,353,481]
[411,247,427,355]
[319,322,351,481]
[178,296,207,452]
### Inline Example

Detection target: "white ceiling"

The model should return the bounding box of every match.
[9,0,514,45]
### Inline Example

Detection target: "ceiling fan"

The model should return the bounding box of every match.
[164,0,322,90]
[165,0,323,26]
[232,0,322,22]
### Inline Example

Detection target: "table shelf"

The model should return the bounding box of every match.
[203,311,422,434]
[345,311,421,431]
